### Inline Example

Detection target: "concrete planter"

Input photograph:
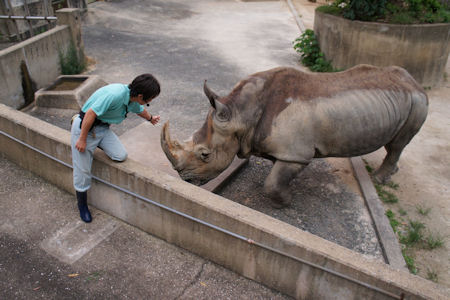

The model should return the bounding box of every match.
[35,75,107,110]
[314,11,450,86]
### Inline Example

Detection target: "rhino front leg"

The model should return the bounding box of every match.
[264,160,307,208]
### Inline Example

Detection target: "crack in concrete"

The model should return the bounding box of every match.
[174,261,207,299]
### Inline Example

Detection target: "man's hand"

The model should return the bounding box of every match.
[150,115,160,125]
[76,109,96,153]
[76,138,87,152]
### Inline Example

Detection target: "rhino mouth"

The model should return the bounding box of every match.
[179,169,216,186]
[183,177,210,186]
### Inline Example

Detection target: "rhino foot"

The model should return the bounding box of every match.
[270,198,291,209]
[373,173,390,185]
[373,166,398,184]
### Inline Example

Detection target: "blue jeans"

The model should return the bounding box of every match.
[71,115,127,192]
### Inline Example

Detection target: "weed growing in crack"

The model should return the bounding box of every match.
[402,249,417,274]
[426,269,438,282]
[386,209,400,233]
[426,233,444,250]
[416,205,431,216]
[375,184,399,203]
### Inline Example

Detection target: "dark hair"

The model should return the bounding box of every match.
[128,74,160,101]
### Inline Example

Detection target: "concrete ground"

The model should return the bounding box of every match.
[3,0,447,297]
[0,155,289,299]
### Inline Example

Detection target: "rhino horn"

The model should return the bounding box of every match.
[160,122,179,167]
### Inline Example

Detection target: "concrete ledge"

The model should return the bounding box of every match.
[351,157,407,271]
[1,103,449,299]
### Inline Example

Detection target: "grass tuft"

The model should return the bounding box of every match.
[402,250,417,274]
[386,209,400,233]
[400,220,425,246]
[426,269,438,282]
[416,205,431,216]
[398,208,407,216]
[375,184,399,203]
[426,233,444,250]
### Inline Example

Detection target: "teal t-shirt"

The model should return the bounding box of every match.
[82,83,144,124]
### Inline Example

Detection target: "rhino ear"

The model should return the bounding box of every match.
[214,100,231,122]
[204,80,219,109]
[204,80,230,122]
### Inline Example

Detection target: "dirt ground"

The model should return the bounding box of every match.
[287,0,450,287]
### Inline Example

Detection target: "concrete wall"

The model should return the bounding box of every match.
[0,8,84,109]
[0,25,72,108]
[1,104,449,299]
[314,11,450,87]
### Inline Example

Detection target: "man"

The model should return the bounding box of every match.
[71,73,161,223]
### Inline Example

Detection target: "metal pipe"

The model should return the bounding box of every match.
[0,128,403,299]
[0,15,57,20]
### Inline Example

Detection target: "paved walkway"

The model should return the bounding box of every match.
[0,155,290,299]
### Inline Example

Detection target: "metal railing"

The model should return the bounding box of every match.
[0,0,57,42]
[0,15,56,20]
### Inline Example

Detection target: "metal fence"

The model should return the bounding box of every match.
[0,0,57,42]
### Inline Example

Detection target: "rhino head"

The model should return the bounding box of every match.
[161,81,241,186]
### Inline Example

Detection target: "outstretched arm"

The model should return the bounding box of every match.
[138,110,160,125]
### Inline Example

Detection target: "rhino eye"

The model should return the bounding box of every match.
[200,151,210,162]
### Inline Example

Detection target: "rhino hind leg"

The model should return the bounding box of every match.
[373,147,402,184]
[264,160,307,208]
[373,95,427,184]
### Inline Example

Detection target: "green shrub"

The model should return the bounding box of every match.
[59,42,85,75]
[293,29,335,72]
[343,0,387,21]
[316,4,342,15]
[317,0,450,23]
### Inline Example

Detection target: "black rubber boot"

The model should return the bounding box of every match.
[76,191,92,223]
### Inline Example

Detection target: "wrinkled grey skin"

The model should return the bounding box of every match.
[161,65,428,208]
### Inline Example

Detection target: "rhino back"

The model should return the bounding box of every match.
[250,65,427,161]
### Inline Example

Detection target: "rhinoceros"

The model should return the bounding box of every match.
[161,65,428,208]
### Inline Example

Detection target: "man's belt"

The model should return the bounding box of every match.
[78,110,110,130]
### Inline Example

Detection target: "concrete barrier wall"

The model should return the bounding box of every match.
[314,11,450,87]
[0,8,84,109]
[1,104,449,299]
[0,25,72,109]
